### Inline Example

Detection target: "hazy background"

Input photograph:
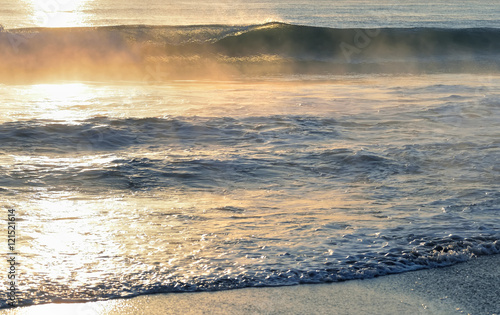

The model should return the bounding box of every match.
[1,0,500,29]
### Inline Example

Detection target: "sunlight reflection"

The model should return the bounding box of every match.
[18,193,126,292]
[29,0,93,27]
[27,83,95,121]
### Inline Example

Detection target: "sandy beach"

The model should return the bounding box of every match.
[1,254,498,315]
[2,1,499,314]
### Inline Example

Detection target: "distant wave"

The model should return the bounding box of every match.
[1,23,500,81]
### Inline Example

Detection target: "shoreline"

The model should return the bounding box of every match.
[2,254,499,314]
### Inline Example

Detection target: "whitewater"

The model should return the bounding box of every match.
[0,0,499,308]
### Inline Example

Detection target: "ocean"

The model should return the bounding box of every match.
[1,0,499,308]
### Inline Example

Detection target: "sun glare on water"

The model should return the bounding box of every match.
[27,83,96,121]
[29,0,93,27]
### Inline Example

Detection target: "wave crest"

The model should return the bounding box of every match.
[1,23,500,81]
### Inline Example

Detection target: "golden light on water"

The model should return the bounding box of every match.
[14,193,128,293]
[29,0,93,27]
[30,83,89,100]
[27,83,95,121]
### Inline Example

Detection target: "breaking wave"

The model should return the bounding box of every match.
[1,23,500,81]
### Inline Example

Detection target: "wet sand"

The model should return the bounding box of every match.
[2,254,499,315]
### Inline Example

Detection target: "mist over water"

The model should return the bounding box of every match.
[1,0,499,309]
[1,23,500,82]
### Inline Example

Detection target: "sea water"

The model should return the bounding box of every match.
[0,0,499,308]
